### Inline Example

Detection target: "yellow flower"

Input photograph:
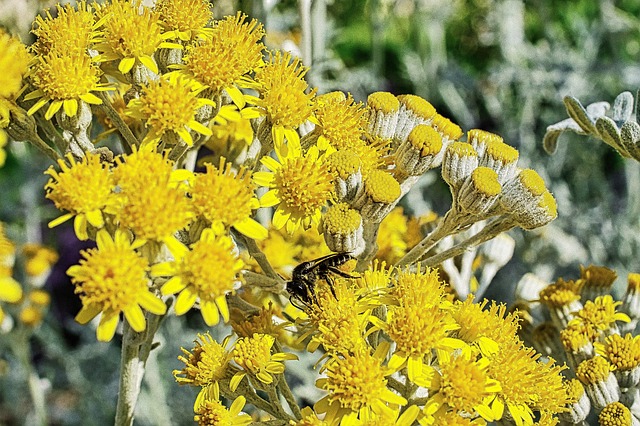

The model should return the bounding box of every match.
[95,0,181,75]
[575,294,631,332]
[255,146,333,233]
[179,12,265,104]
[194,395,252,426]
[44,153,118,241]
[68,229,167,342]
[375,207,409,264]
[126,72,214,146]
[289,406,330,426]
[174,332,230,409]
[230,333,298,390]
[426,347,502,423]
[31,1,102,57]
[0,29,31,99]
[249,51,317,153]
[25,51,111,120]
[113,146,193,254]
[312,92,367,150]
[315,345,407,424]
[154,227,243,326]
[155,0,213,42]
[191,157,267,240]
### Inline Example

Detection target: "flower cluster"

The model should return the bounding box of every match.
[0,0,565,423]
[515,265,640,424]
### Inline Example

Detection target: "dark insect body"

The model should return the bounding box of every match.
[286,252,356,309]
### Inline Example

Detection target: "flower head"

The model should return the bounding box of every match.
[255,146,333,233]
[69,229,167,342]
[31,1,101,56]
[155,227,243,326]
[194,395,252,426]
[155,0,213,42]
[230,333,297,390]
[191,157,266,239]
[25,51,109,120]
[174,332,230,407]
[181,12,264,102]
[44,153,118,240]
[95,0,181,75]
[315,346,407,424]
[126,72,214,146]
[251,51,316,152]
[313,92,367,149]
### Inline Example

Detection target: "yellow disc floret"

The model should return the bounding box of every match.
[470,167,502,196]
[323,203,362,235]
[576,356,612,384]
[364,170,400,204]
[598,401,631,426]
[367,92,400,114]
[407,124,443,156]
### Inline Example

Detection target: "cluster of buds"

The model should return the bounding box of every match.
[515,265,640,425]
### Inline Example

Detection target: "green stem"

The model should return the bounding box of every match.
[12,328,47,426]
[114,314,163,426]
[96,91,139,153]
[395,209,458,267]
[276,378,302,420]
[266,383,294,421]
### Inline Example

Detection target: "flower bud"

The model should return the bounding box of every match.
[366,92,399,140]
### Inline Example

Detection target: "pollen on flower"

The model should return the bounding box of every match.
[182,12,264,94]
[483,139,519,164]
[576,356,612,385]
[363,170,400,204]
[31,1,97,56]
[438,354,494,413]
[516,169,548,197]
[231,333,292,386]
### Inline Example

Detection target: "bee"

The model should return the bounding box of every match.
[286,252,357,309]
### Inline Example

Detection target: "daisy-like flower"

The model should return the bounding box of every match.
[249,51,317,153]
[31,1,103,56]
[113,145,193,254]
[68,229,167,342]
[179,12,265,105]
[24,50,111,120]
[44,153,118,241]
[315,344,407,424]
[425,346,502,423]
[230,333,298,390]
[153,227,243,326]
[94,0,182,75]
[304,277,370,354]
[174,332,231,408]
[126,72,214,146]
[309,91,367,150]
[255,145,333,233]
[194,395,252,426]
[191,157,267,240]
[575,294,631,333]
[155,0,213,42]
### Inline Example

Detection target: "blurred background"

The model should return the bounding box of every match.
[2,0,640,424]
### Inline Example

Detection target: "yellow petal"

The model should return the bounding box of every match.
[225,85,245,109]
[138,55,158,74]
[174,289,197,315]
[233,217,268,240]
[0,276,22,302]
[259,189,280,208]
[272,206,290,229]
[160,276,185,295]
[85,209,105,228]
[253,171,275,186]
[139,291,167,315]
[214,295,229,322]
[97,313,119,342]
[118,57,136,74]
[200,300,220,326]
[230,372,245,392]
[123,304,146,332]
[73,214,89,241]
[63,99,78,117]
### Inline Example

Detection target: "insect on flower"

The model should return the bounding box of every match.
[286,252,356,309]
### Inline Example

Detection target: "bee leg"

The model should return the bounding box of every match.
[327,266,358,279]
[290,295,308,311]
[324,275,338,300]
